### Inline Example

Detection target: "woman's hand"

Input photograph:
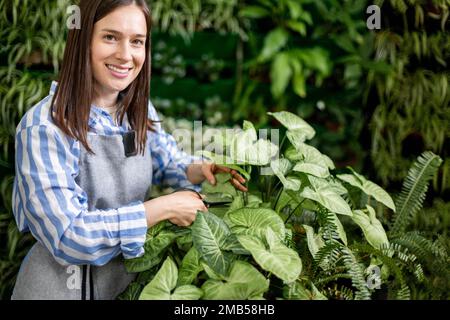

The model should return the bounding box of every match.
[143,191,208,227]
[186,161,248,192]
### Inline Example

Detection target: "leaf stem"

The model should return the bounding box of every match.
[285,199,305,224]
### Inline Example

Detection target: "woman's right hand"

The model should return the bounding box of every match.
[143,191,208,227]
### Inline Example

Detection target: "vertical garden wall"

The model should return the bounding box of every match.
[0,0,448,300]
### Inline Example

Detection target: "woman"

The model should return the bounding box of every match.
[11,0,246,300]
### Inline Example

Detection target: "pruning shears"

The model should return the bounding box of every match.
[172,187,232,208]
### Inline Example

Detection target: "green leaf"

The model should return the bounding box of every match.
[271,52,292,98]
[229,195,244,212]
[352,205,389,249]
[329,212,347,245]
[171,285,203,300]
[258,27,289,62]
[268,111,315,140]
[275,189,295,213]
[202,173,237,198]
[230,132,279,166]
[125,230,178,272]
[283,281,328,300]
[391,151,442,235]
[201,260,269,300]
[238,228,302,283]
[300,177,352,216]
[290,58,306,97]
[191,212,234,276]
[238,6,270,18]
[197,150,250,180]
[270,158,302,191]
[295,48,332,76]
[291,143,332,178]
[284,145,302,162]
[286,0,302,19]
[303,224,325,258]
[286,21,306,36]
[337,168,395,211]
[139,257,203,300]
[224,207,286,240]
[177,247,203,286]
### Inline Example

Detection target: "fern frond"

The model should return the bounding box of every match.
[313,241,343,274]
[339,285,355,300]
[390,151,443,235]
[316,208,340,243]
[392,231,449,276]
[341,247,372,300]
[396,284,411,300]
[353,243,405,281]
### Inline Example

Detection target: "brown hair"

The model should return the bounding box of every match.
[51,0,153,155]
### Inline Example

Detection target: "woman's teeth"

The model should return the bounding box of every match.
[106,64,130,74]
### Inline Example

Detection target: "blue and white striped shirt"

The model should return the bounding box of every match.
[13,81,200,266]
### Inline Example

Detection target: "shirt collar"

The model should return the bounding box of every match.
[49,81,129,133]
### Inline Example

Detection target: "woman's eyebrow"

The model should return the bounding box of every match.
[101,29,147,38]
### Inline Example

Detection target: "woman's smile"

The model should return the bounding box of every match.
[105,63,133,79]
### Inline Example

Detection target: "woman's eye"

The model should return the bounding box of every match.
[133,39,144,46]
[104,34,116,41]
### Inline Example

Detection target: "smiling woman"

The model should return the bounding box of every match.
[10,0,246,301]
[53,0,152,154]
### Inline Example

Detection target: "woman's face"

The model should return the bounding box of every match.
[90,5,147,98]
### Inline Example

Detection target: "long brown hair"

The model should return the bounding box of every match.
[51,0,153,155]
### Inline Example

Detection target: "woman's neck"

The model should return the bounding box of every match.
[92,83,120,109]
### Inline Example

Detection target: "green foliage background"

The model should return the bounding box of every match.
[0,0,448,299]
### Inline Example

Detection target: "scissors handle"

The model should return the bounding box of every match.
[172,188,232,207]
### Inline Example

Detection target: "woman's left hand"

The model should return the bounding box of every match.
[186,162,248,192]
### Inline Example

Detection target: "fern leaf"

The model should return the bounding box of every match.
[391,151,442,235]
[341,247,372,300]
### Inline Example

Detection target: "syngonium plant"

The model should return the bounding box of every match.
[119,111,426,300]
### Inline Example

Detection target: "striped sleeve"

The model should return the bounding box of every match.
[148,101,202,191]
[13,124,148,266]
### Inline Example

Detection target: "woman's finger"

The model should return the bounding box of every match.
[231,177,248,192]
[202,164,217,185]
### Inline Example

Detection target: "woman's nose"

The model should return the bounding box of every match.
[116,42,132,61]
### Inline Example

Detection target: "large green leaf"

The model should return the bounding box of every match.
[171,285,204,300]
[258,27,289,62]
[352,205,389,249]
[292,143,335,170]
[300,177,352,216]
[202,173,237,197]
[268,111,315,140]
[337,168,395,211]
[238,228,302,283]
[224,207,286,240]
[230,131,279,166]
[139,257,203,300]
[124,230,178,272]
[177,247,203,286]
[197,150,250,180]
[270,158,302,191]
[191,212,234,276]
[286,130,308,147]
[271,52,292,98]
[201,260,269,300]
[291,143,333,178]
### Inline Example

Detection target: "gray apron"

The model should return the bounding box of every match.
[11,130,152,300]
